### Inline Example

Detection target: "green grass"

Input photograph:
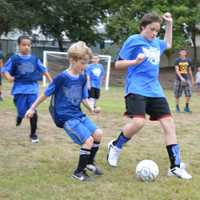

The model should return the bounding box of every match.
[0,83,200,200]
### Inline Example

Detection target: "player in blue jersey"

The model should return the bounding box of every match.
[86,55,105,110]
[174,49,194,113]
[2,35,52,143]
[25,41,103,182]
[107,12,192,179]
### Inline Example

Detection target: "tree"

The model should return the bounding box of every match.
[106,0,200,65]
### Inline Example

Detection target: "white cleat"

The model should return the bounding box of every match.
[168,167,192,180]
[107,140,121,167]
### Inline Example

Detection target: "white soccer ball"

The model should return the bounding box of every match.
[136,160,159,182]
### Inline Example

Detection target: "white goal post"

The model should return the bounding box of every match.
[43,50,112,90]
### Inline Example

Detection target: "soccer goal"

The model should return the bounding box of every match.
[43,50,112,90]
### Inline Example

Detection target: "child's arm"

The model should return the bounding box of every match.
[163,12,173,49]
[25,94,48,118]
[3,72,15,82]
[43,71,53,83]
[115,53,145,69]
[86,75,91,90]
[82,99,100,113]
[188,67,194,84]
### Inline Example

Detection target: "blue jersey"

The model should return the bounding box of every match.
[85,63,105,89]
[2,54,47,95]
[118,34,167,97]
[45,70,88,123]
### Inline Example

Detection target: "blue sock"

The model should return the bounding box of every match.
[113,132,130,149]
[166,144,181,169]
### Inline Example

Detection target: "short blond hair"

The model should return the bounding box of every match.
[67,41,93,61]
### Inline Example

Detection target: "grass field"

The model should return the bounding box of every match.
[0,83,200,200]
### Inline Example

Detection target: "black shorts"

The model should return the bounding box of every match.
[88,87,100,99]
[125,93,171,120]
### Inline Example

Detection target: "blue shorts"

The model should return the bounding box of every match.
[63,116,97,145]
[13,94,38,118]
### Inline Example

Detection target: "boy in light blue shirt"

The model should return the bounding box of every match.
[86,55,105,110]
[107,12,192,180]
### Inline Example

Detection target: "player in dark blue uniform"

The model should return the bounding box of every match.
[25,41,103,181]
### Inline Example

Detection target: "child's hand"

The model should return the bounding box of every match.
[135,53,145,64]
[163,12,173,23]
[25,108,35,118]
[94,107,101,114]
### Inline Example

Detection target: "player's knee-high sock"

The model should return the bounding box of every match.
[88,141,100,164]
[75,148,91,173]
[16,116,23,126]
[113,132,130,149]
[166,144,181,169]
[30,112,38,136]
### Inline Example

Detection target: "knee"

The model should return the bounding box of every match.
[84,136,94,148]
[92,129,103,142]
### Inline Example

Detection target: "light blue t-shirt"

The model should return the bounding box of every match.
[45,71,88,121]
[85,63,105,89]
[2,54,47,95]
[118,34,167,97]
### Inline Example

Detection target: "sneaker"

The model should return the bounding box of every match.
[72,170,90,181]
[168,167,192,180]
[30,134,39,143]
[180,162,186,169]
[107,140,121,167]
[86,164,103,175]
[176,105,180,113]
[184,107,192,113]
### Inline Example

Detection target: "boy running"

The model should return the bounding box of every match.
[2,35,52,143]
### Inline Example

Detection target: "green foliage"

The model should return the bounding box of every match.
[106,0,200,51]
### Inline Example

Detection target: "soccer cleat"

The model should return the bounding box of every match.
[30,133,39,143]
[72,170,90,181]
[0,96,3,101]
[107,140,121,167]
[184,107,192,113]
[86,164,103,175]
[168,167,192,180]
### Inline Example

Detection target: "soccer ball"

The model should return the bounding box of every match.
[136,160,159,182]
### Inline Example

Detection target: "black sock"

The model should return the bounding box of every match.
[185,103,189,108]
[30,112,38,136]
[88,141,100,164]
[166,144,181,169]
[16,116,23,126]
[75,148,91,173]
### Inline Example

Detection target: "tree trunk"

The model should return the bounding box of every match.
[191,24,197,69]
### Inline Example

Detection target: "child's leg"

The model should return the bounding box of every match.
[13,94,27,126]
[27,94,39,142]
[64,119,94,176]
[75,137,93,173]
[89,129,103,164]
[113,118,145,149]
[30,112,38,136]
[160,116,192,179]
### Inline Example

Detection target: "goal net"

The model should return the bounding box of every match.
[43,50,112,90]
